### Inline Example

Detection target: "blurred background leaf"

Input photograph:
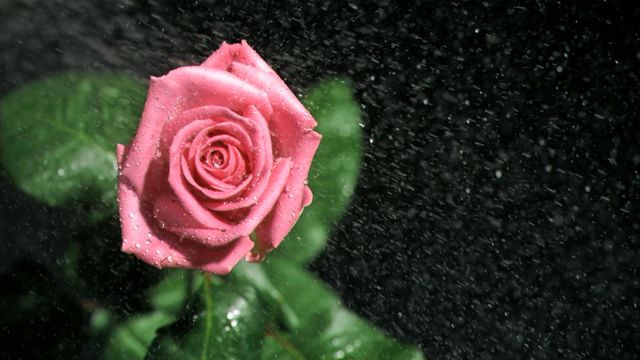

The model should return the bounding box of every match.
[0,72,145,214]
[275,79,363,264]
[102,312,175,360]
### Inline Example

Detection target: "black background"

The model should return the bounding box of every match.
[1,0,639,359]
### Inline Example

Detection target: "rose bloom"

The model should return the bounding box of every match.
[116,41,321,274]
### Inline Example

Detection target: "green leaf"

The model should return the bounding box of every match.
[262,260,425,360]
[99,270,189,360]
[276,79,363,263]
[262,259,339,330]
[146,269,189,316]
[0,72,145,209]
[146,277,267,360]
[102,312,174,360]
[229,260,299,329]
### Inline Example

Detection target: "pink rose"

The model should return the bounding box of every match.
[116,41,321,274]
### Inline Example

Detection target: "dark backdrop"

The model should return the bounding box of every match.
[1,0,639,359]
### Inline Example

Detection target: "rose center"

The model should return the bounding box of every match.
[202,147,227,169]
[209,150,225,168]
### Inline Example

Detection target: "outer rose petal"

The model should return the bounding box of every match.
[202,40,275,74]
[227,59,323,251]
[302,185,313,207]
[117,145,253,274]
[255,130,321,250]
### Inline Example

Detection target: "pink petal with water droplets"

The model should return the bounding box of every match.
[117,153,252,274]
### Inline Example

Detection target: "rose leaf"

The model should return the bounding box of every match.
[145,277,267,360]
[261,259,425,360]
[101,312,175,360]
[0,72,145,212]
[146,269,190,316]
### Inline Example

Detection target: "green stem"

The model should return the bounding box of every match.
[200,274,213,360]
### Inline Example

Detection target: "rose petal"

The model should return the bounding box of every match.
[302,185,313,207]
[202,40,275,74]
[118,166,252,275]
[230,61,317,131]
[255,130,321,249]
[116,143,129,164]
[153,193,236,245]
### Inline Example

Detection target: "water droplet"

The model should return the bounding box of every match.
[495,170,502,179]
[230,319,238,327]
[128,212,135,219]
[57,168,65,176]
[334,350,345,359]
[134,224,140,231]
[224,325,230,332]
[134,243,141,249]
[167,255,173,263]
[192,315,198,322]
